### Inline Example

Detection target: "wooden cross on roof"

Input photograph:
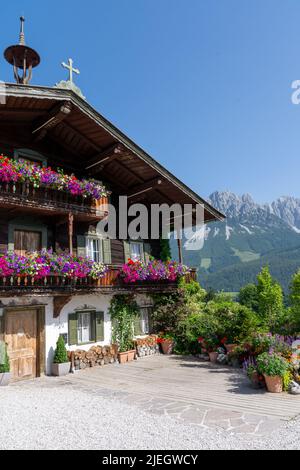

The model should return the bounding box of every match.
[61,58,80,84]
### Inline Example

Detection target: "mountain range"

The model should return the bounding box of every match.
[175,191,300,293]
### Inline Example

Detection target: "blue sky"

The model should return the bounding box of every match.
[1,0,300,203]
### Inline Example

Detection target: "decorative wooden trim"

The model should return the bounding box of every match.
[36,307,46,377]
[53,295,72,319]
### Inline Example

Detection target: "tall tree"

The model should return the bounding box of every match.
[290,270,300,326]
[238,283,259,312]
[256,266,284,331]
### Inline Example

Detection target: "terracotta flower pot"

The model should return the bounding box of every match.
[209,352,218,363]
[225,344,238,354]
[264,375,283,393]
[249,372,265,389]
[127,350,136,362]
[161,340,174,355]
[118,352,128,364]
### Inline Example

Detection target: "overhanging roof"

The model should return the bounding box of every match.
[0,83,225,224]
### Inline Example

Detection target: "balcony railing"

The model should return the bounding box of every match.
[0,181,109,218]
[0,266,197,294]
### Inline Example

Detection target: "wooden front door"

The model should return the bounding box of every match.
[5,309,38,382]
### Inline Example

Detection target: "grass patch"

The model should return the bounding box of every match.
[232,248,260,263]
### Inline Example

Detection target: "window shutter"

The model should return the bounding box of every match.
[143,243,151,263]
[133,314,143,336]
[77,235,86,257]
[102,239,111,264]
[95,311,104,342]
[123,241,131,263]
[68,313,78,346]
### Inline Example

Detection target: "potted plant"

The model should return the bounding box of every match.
[157,333,174,355]
[52,335,71,376]
[204,336,220,363]
[0,343,11,386]
[257,352,289,393]
[243,358,265,389]
[110,295,140,365]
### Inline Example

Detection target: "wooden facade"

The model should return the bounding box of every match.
[0,83,223,381]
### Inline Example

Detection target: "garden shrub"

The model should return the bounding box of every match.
[110,294,140,353]
[0,344,10,373]
[53,336,69,364]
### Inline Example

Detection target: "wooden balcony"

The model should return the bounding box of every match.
[0,266,197,297]
[0,181,109,221]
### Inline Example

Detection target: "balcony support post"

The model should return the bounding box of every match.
[176,229,183,264]
[68,213,74,255]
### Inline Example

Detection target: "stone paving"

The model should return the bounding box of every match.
[15,355,300,436]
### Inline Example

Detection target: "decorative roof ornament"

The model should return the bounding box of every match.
[55,57,86,100]
[4,17,40,85]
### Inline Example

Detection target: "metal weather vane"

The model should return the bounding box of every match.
[4,16,40,85]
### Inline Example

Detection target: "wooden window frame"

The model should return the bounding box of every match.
[85,236,103,263]
[14,148,47,167]
[8,223,47,253]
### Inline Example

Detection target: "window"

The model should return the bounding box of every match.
[68,311,104,346]
[14,149,47,167]
[14,229,42,255]
[86,237,103,262]
[77,312,92,344]
[134,307,153,336]
[130,241,144,261]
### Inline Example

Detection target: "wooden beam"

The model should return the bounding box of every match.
[85,143,130,173]
[127,178,163,199]
[32,102,72,142]
[177,229,183,264]
[68,213,74,255]
[53,295,72,318]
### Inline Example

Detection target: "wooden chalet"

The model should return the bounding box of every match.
[0,19,224,381]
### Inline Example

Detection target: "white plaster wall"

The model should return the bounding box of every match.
[0,292,153,376]
[0,294,113,375]
[45,294,113,374]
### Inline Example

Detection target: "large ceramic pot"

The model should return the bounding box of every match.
[127,350,136,362]
[264,375,283,393]
[161,340,174,355]
[118,352,128,364]
[208,352,218,363]
[225,344,238,354]
[0,372,11,386]
[249,372,265,389]
[52,362,71,377]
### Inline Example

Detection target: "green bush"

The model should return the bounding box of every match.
[257,352,289,377]
[0,344,10,373]
[53,335,69,364]
[110,294,140,353]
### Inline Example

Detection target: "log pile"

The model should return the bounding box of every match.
[69,344,119,370]
[134,335,160,358]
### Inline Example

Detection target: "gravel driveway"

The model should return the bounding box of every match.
[1,356,300,450]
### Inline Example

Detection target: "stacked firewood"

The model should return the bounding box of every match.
[69,344,119,370]
[134,335,160,358]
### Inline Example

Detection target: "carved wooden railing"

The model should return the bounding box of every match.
[0,181,109,217]
[0,266,196,292]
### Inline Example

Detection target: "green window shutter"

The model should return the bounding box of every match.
[143,243,151,263]
[95,311,104,342]
[77,235,86,257]
[68,313,78,346]
[102,239,112,264]
[123,240,131,263]
[133,314,143,336]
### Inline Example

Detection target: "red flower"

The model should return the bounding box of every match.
[221,337,228,344]
[198,337,204,343]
